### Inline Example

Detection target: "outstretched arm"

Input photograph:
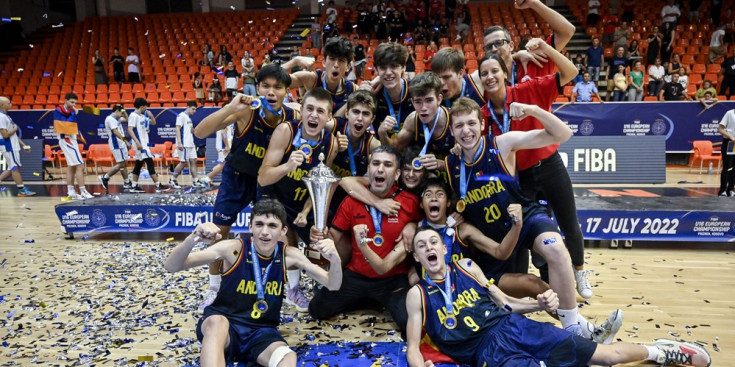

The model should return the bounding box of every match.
[515,0,575,50]
[496,102,572,156]
[406,286,433,367]
[164,222,234,273]
[339,176,401,216]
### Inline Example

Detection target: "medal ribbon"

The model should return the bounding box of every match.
[424,268,455,318]
[419,108,442,157]
[250,241,275,302]
[292,123,321,150]
[321,71,344,94]
[383,79,405,133]
[487,93,510,134]
[363,189,402,239]
[345,123,363,176]
[459,137,485,201]
[510,61,517,87]
[259,96,283,119]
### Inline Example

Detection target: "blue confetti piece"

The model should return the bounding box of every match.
[82,234,89,241]
[176,53,182,58]
[7,310,17,318]
[24,239,34,243]
[1,341,7,347]
[542,237,557,245]
[0,187,6,191]
[306,334,315,341]
[1,18,11,23]
[504,304,513,311]
[538,200,548,205]
[406,37,413,42]
[43,72,51,77]
[25,125,33,129]
[99,124,105,128]
[169,328,179,334]
[0,296,4,302]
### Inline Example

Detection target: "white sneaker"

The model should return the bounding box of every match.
[285,285,311,312]
[198,288,218,313]
[80,189,94,199]
[575,269,594,299]
[654,339,711,367]
[168,177,181,189]
[67,192,84,200]
[564,323,584,337]
[591,309,623,344]
[200,176,212,188]
[729,190,735,197]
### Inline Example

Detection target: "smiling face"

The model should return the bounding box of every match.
[250,214,288,255]
[420,185,450,223]
[483,30,513,61]
[450,110,482,152]
[325,55,350,82]
[412,228,448,276]
[411,91,442,125]
[368,151,400,197]
[301,96,332,139]
[401,162,427,190]
[479,57,507,96]
[377,63,405,89]
[346,102,374,137]
[257,76,288,112]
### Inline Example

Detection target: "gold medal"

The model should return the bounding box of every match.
[456,199,466,213]
[254,299,269,313]
[249,99,262,109]
[373,234,384,247]
[444,314,458,329]
[411,157,423,170]
[299,143,313,158]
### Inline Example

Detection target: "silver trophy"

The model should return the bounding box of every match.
[302,153,340,263]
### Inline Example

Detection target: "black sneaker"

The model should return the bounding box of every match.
[129,185,145,193]
[98,175,109,190]
[123,181,132,189]
[155,184,170,193]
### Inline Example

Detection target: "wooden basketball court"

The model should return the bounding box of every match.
[0,167,732,366]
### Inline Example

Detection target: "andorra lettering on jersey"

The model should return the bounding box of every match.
[436,287,481,325]
[331,164,352,178]
[235,279,283,296]
[244,142,266,158]
[287,167,309,181]
[464,180,506,205]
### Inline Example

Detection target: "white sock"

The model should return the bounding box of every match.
[287,269,301,289]
[576,314,595,338]
[103,173,109,179]
[80,186,88,193]
[132,181,138,186]
[557,308,579,329]
[645,345,659,361]
[67,185,75,194]
[209,274,221,290]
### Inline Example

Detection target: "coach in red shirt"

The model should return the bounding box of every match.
[309,145,422,334]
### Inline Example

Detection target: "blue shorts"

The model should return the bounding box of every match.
[519,213,560,250]
[196,314,286,365]
[213,164,258,226]
[474,313,597,367]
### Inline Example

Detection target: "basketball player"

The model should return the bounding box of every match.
[54,93,91,199]
[98,105,131,191]
[170,101,201,189]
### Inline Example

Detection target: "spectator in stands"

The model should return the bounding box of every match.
[224,62,239,100]
[572,54,586,84]
[326,1,338,25]
[646,26,663,66]
[109,48,125,83]
[661,0,681,27]
[720,50,735,98]
[389,9,405,41]
[289,47,302,73]
[659,73,689,101]
[423,41,437,65]
[261,53,272,69]
[720,8,733,27]
[353,37,366,80]
[700,91,717,108]
[202,43,214,66]
[208,78,223,103]
[92,50,107,86]
[429,0,442,19]
[605,46,628,101]
[612,64,628,101]
[343,1,354,32]
[677,67,689,89]
[586,37,604,83]
[414,20,428,45]
[416,1,427,23]
[696,80,718,105]
[376,11,389,40]
[241,54,256,97]
[217,45,232,67]
[572,72,603,103]
[614,21,631,49]
[620,0,635,23]
[445,0,456,24]
[405,44,417,79]
[709,24,727,64]
[126,47,141,83]
[454,7,470,42]
[648,57,666,96]
[718,108,735,197]
[689,0,703,23]
[627,60,645,101]
[665,53,681,83]
[193,72,205,104]
[311,20,322,49]
[602,15,618,45]
[660,22,675,63]
[627,39,641,60]
[713,0,726,26]
[587,0,600,26]
[0,96,36,197]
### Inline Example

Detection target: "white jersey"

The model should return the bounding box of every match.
[0,112,20,152]
[720,109,735,136]
[176,111,195,148]
[105,114,127,150]
[216,123,234,151]
[129,111,151,148]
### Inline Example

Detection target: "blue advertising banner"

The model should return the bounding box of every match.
[552,101,734,152]
[577,210,734,242]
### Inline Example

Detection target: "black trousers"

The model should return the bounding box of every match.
[518,151,585,269]
[720,138,735,194]
[309,269,409,334]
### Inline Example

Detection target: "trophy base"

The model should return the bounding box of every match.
[305,245,331,266]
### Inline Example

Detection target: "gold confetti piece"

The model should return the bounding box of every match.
[82,105,101,115]
[39,302,47,308]
[300,29,310,37]
[33,172,40,176]
[11,17,21,21]
[61,196,73,202]
[138,356,153,362]
[166,237,174,242]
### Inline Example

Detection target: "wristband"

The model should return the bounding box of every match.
[485,279,494,288]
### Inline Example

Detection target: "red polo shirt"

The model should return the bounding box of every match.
[482,72,563,171]
[332,185,422,278]
[515,34,558,84]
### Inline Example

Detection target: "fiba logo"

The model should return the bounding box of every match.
[579,120,594,136]
[91,209,106,227]
[144,209,161,226]
[652,120,667,135]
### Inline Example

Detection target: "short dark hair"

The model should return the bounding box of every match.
[112,104,125,112]
[65,93,78,101]
[346,90,377,114]
[373,42,408,68]
[431,47,465,74]
[401,145,422,167]
[252,199,288,227]
[371,144,402,168]
[478,53,509,77]
[302,88,334,113]
[412,226,442,250]
[134,97,149,108]
[187,101,198,108]
[324,36,355,62]
[483,25,511,41]
[256,63,292,88]
[409,72,442,98]
[418,177,451,200]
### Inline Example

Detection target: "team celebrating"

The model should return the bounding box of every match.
[163,1,713,366]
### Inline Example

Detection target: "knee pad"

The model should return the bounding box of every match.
[268,346,292,367]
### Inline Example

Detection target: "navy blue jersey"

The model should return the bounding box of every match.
[444,136,546,276]
[330,117,374,178]
[444,74,487,109]
[315,70,354,112]
[373,80,415,133]
[412,106,454,158]
[205,238,286,328]
[269,120,336,210]
[417,262,508,364]
[227,105,296,175]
